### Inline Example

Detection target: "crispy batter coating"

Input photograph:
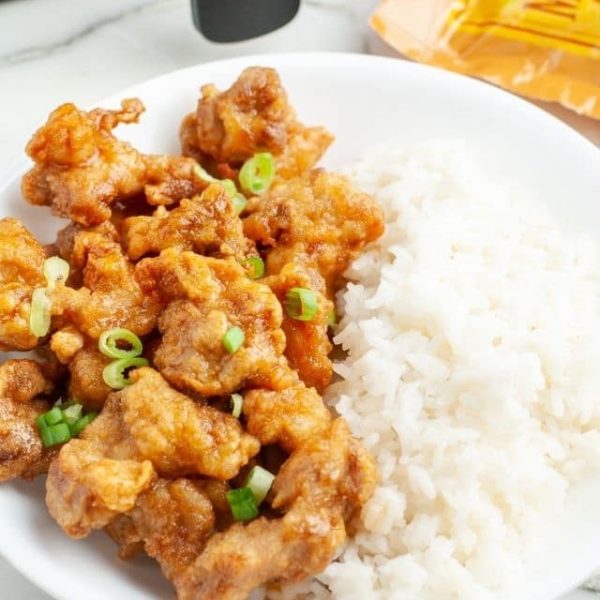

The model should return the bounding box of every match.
[0,360,54,482]
[22,99,207,226]
[107,478,215,581]
[49,231,160,338]
[243,383,332,453]
[136,250,290,396]
[46,439,156,538]
[264,261,333,392]
[46,368,258,538]
[0,218,46,351]
[180,67,332,178]
[176,419,377,600]
[122,184,254,261]
[244,170,385,292]
[67,345,112,411]
[49,325,85,364]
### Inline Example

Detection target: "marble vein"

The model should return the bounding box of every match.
[0,0,169,67]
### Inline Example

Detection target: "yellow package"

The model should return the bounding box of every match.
[371,0,600,118]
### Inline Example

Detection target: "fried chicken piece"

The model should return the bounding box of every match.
[176,419,377,600]
[67,345,112,411]
[244,170,384,292]
[136,250,292,396]
[264,261,333,392]
[0,218,46,351]
[180,67,332,178]
[22,99,207,226]
[47,368,258,537]
[0,360,55,482]
[49,325,85,364]
[49,231,160,338]
[47,439,156,538]
[243,383,332,453]
[122,184,254,261]
[107,478,215,581]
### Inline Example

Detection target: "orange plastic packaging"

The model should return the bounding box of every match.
[371,0,600,118]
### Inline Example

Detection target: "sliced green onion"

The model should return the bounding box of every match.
[285,287,318,322]
[233,194,247,215]
[226,487,259,522]
[43,256,70,288]
[102,357,149,389]
[62,404,83,426]
[241,256,265,280]
[98,328,143,359]
[69,412,98,436]
[29,287,51,337]
[221,179,237,197]
[246,466,275,506]
[239,152,275,195]
[40,422,71,448]
[327,307,336,327]
[231,393,243,418]
[223,326,244,354]
[193,164,218,183]
[36,406,63,428]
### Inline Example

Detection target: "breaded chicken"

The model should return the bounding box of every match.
[122,184,255,261]
[180,67,332,179]
[136,250,292,396]
[46,368,259,537]
[0,218,46,351]
[0,360,55,482]
[244,170,384,292]
[22,99,208,226]
[176,420,377,600]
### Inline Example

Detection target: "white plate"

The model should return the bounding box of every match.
[1,53,600,600]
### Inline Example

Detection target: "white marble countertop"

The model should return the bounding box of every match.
[0,0,598,599]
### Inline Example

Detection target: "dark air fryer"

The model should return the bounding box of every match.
[191,0,301,43]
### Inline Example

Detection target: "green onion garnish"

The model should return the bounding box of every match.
[29,287,51,337]
[62,403,83,426]
[102,357,149,389]
[233,194,247,215]
[239,152,275,196]
[69,412,98,436]
[98,328,143,359]
[327,307,336,327]
[226,487,259,522]
[36,404,96,448]
[221,179,237,197]
[43,256,70,288]
[231,393,243,418]
[222,326,244,354]
[40,423,71,447]
[284,287,318,322]
[241,256,265,280]
[245,466,275,506]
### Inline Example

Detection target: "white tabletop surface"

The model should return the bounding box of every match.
[0,0,599,599]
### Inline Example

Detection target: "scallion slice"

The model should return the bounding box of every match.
[98,328,143,359]
[284,287,318,322]
[43,256,70,288]
[239,152,275,195]
[233,194,247,215]
[29,287,51,337]
[222,326,244,354]
[36,406,63,428]
[193,164,217,183]
[69,412,98,436]
[246,466,275,506]
[62,403,83,426]
[241,256,265,280]
[327,307,336,327]
[226,487,259,522]
[39,422,71,448]
[102,357,149,389]
[231,393,243,418]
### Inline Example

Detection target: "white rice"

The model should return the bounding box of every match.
[282,141,600,599]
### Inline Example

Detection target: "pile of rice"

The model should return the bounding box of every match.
[278,141,600,599]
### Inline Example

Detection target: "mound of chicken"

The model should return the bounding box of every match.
[1,67,384,600]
